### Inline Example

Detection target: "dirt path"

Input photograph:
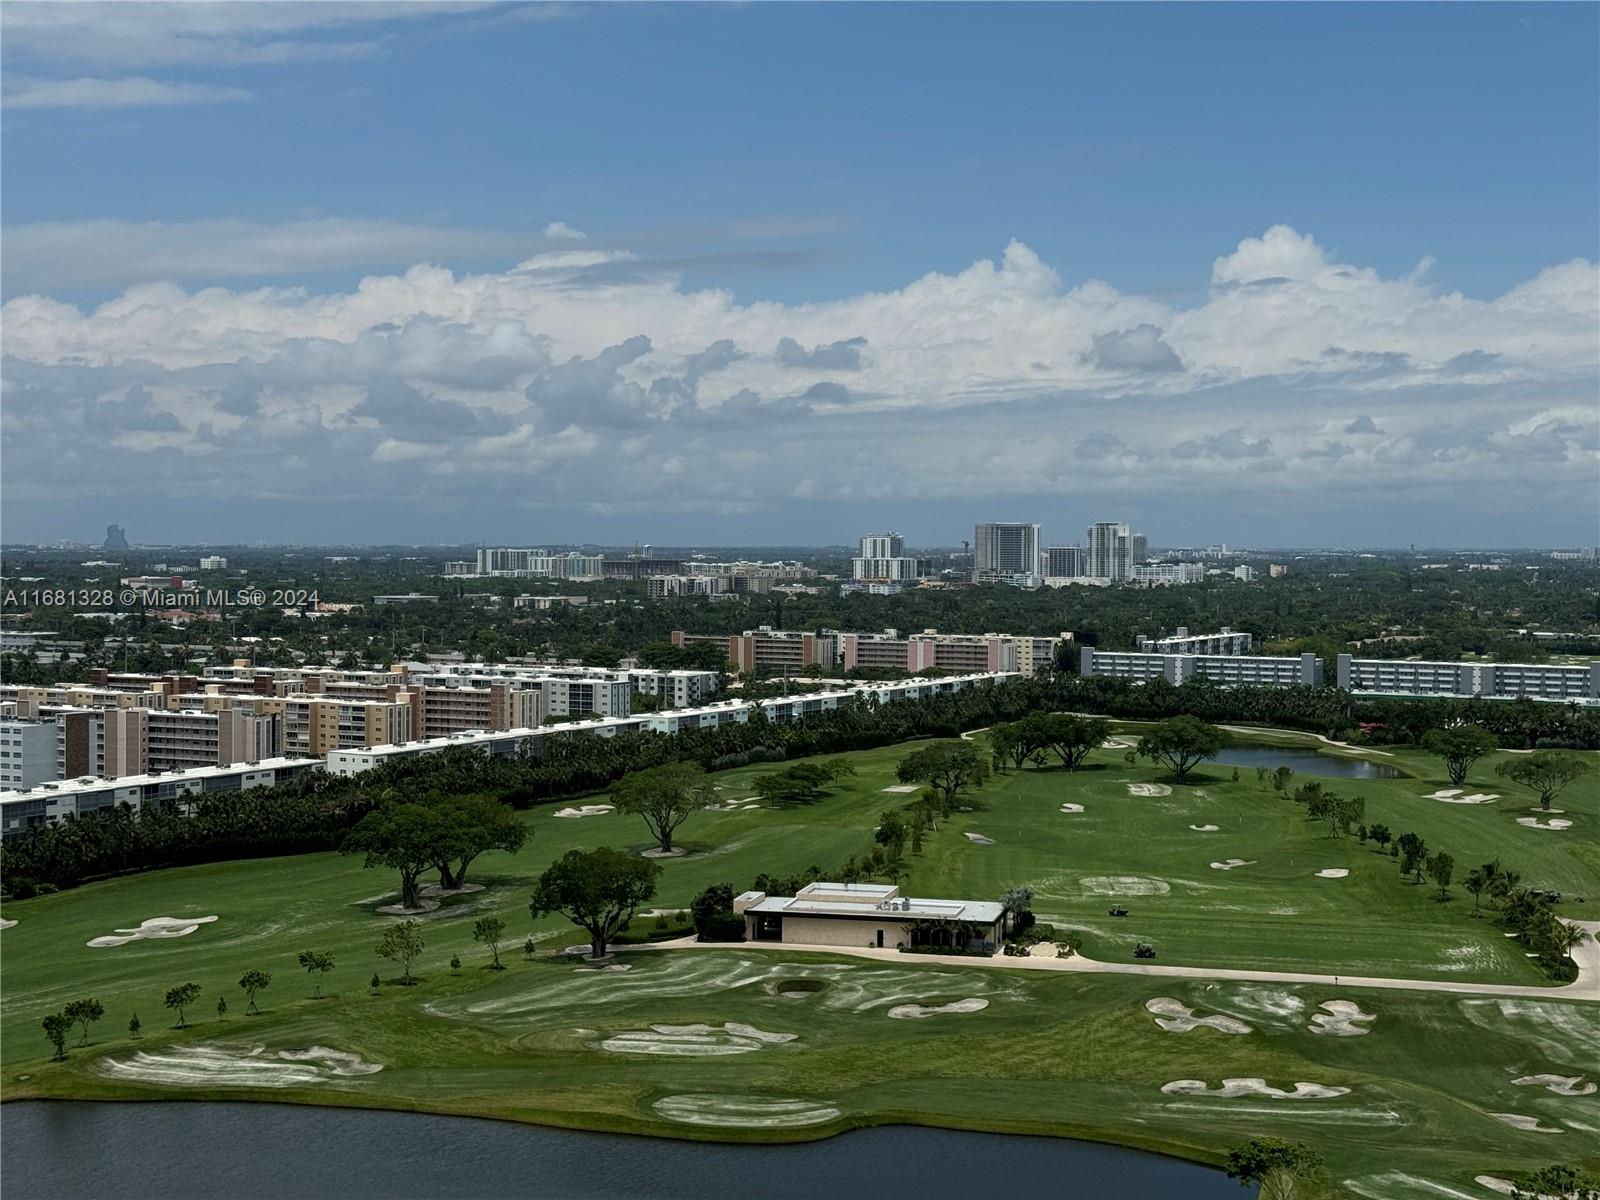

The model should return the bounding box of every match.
[633,920,1600,1002]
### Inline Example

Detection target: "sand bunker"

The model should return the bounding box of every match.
[1516,817,1572,830]
[94,1043,381,1087]
[1080,875,1171,896]
[419,882,485,898]
[553,805,613,818]
[1316,868,1350,879]
[1060,803,1085,813]
[599,1022,797,1056]
[1189,824,1219,832]
[1426,790,1499,804]
[1512,1074,1597,1096]
[1309,1000,1376,1037]
[1146,997,1252,1035]
[1161,1078,1350,1100]
[887,998,989,1019]
[1490,1112,1565,1134]
[87,915,219,948]
[1101,737,1136,749]
[881,784,920,793]
[641,847,687,858]
[653,1094,841,1129]
[1345,1175,1485,1200]
[1127,783,1172,797]
[964,832,995,845]
[0,918,16,930]
[1210,859,1255,871]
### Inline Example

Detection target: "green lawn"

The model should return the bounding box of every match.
[2,729,1596,1197]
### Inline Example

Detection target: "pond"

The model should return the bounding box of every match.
[0,1100,1245,1200]
[1212,744,1401,780]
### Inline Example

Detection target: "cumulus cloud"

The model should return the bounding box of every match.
[775,336,867,370]
[2,75,252,109]
[2,225,1595,536]
[542,221,588,242]
[1084,324,1184,373]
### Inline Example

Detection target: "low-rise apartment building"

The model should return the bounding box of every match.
[672,627,839,673]
[1080,647,1322,688]
[1336,656,1600,702]
[1135,627,1254,656]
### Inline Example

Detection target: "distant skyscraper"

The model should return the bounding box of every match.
[1043,545,1084,578]
[858,532,905,560]
[1086,522,1132,580]
[103,524,129,551]
[1130,533,1149,566]
[852,531,919,582]
[974,523,1041,584]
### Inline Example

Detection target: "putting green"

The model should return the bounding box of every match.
[2,728,1596,1195]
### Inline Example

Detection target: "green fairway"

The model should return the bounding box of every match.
[2,728,1596,1196]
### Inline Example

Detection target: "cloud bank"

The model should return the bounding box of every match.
[2,225,1595,541]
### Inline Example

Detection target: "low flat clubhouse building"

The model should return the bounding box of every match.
[735,883,1003,955]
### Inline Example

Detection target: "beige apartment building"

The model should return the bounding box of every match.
[410,682,540,739]
[281,696,412,757]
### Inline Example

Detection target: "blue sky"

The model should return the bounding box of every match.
[2,3,1597,547]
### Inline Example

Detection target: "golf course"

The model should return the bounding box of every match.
[3,725,1596,1198]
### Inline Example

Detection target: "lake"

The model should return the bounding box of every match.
[1212,744,1401,780]
[0,1100,1245,1200]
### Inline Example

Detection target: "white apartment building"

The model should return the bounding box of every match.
[626,669,722,709]
[852,532,921,582]
[475,548,605,580]
[0,717,59,790]
[1042,545,1084,580]
[1086,522,1151,581]
[647,575,725,599]
[973,523,1041,585]
[1136,627,1254,656]
[199,555,228,570]
[1,758,320,839]
[1336,656,1600,702]
[1080,647,1323,688]
[1131,562,1205,585]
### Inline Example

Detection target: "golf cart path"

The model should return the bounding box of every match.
[634,919,1600,1002]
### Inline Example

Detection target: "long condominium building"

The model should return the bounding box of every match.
[839,629,1073,675]
[672,627,840,673]
[1080,647,1323,688]
[1136,627,1254,655]
[1336,656,1600,702]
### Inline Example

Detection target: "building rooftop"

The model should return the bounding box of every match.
[745,882,1003,924]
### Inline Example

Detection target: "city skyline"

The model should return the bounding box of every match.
[2,3,1597,548]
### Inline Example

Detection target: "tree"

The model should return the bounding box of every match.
[874,810,911,856]
[217,996,228,1020]
[165,983,200,1028]
[611,762,716,854]
[529,846,660,960]
[473,915,507,969]
[1396,832,1428,883]
[1224,1137,1325,1200]
[128,1012,141,1039]
[297,950,336,998]
[691,882,745,942]
[1369,823,1392,852]
[377,920,425,984]
[450,954,461,972]
[523,936,538,961]
[1465,868,1488,914]
[896,742,989,810]
[370,973,381,993]
[425,794,527,889]
[1511,1164,1600,1200]
[1136,716,1231,782]
[1426,851,1455,901]
[1271,766,1294,793]
[63,998,105,1047]
[1497,751,1592,812]
[1035,714,1110,771]
[999,886,1035,936]
[342,803,445,911]
[42,1012,71,1062]
[1420,725,1498,786]
[238,969,271,1015]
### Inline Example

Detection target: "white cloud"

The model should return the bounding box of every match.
[542,222,588,242]
[0,2,487,69]
[2,75,252,109]
[2,226,1595,535]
